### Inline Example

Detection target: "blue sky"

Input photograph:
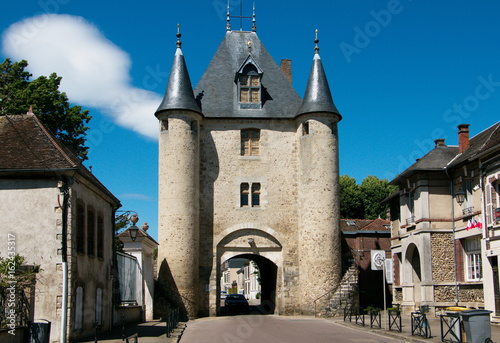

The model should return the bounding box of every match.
[2,1,500,241]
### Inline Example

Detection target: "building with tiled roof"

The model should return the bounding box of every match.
[385,122,500,317]
[0,113,120,341]
[341,218,391,309]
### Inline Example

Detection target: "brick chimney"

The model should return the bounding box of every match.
[458,124,470,153]
[280,59,292,84]
[434,138,446,147]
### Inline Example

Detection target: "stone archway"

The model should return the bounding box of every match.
[405,243,422,305]
[216,227,282,315]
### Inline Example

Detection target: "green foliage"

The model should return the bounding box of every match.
[360,176,397,219]
[0,255,39,287]
[0,58,91,160]
[340,175,364,219]
[340,175,397,219]
[114,212,131,253]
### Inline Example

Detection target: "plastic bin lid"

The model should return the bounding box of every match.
[460,309,492,317]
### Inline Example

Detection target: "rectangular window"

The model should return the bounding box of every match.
[240,182,261,207]
[76,203,85,254]
[464,236,482,281]
[97,216,104,258]
[239,75,260,103]
[251,183,261,207]
[241,129,260,156]
[240,183,250,207]
[87,209,95,256]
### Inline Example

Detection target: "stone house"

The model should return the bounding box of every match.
[155,20,343,318]
[386,122,500,315]
[341,218,391,309]
[0,114,121,342]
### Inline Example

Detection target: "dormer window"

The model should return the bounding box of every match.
[239,70,260,104]
[236,55,263,109]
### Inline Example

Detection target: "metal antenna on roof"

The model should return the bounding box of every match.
[226,1,231,31]
[314,29,320,54]
[227,0,255,32]
[252,2,256,32]
[176,24,182,48]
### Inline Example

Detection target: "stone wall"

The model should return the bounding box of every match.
[430,232,455,282]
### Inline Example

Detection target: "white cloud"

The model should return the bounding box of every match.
[1,14,160,139]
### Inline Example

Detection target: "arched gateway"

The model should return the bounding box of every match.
[155,22,343,319]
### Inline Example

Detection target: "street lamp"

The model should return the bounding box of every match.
[455,189,466,206]
[129,214,139,242]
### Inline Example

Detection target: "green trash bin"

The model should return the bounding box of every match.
[460,309,492,343]
[29,319,51,343]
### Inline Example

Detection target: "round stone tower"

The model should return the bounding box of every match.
[296,38,342,313]
[155,31,202,319]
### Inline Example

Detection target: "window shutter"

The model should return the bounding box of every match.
[486,183,493,226]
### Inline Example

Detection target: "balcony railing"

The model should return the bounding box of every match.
[462,207,474,217]
[406,216,415,225]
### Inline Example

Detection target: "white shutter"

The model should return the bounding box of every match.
[486,183,493,227]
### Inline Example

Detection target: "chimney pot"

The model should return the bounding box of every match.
[434,138,446,147]
[458,124,470,153]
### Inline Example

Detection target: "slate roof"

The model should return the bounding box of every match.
[0,114,120,205]
[391,121,500,184]
[448,121,500,167]
[193,31,302,118]
[297,53,341,118]
[341,218,391,233]
[155,47,201,116]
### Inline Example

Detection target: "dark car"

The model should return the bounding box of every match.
[224,294,249,312]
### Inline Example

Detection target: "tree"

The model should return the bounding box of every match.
[0,59,91,160]
[360,175,397,219]
[339,175,364,219]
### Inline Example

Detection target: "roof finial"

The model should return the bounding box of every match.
[314,29,320,53]
[226,1,231,31]
[252,2,256,32]
[176,24,182,48]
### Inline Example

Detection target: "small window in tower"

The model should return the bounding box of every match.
[251,183,261,207]
[240,182,261,207]
[241,129,260,156]
[302,121,309,136]
[241,183,250,207]
[161,119,168,132]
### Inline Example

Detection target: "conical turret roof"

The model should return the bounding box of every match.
[296,52,340,118]
[155,45,201,117]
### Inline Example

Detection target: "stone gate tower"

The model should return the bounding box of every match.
[155,23,342,319]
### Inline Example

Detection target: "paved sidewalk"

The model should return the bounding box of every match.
[75,313,500,342]
[332,313,500,342]
[76,320,185,343]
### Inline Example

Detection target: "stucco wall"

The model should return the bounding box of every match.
[0,176,116,342]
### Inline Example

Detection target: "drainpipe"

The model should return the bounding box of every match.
[59,179,70,343]
[445,168,460,306]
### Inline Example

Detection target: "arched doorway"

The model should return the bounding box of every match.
[219,254,277,315]
[406,243,422,305]
[216,227,282,315]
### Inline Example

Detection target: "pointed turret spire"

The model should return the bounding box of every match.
[155,25,201,117]
[296,30,340,118]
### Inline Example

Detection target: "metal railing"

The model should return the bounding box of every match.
[313,260,358,317]
[166,308,179,338]
[440,313,462,343]
[388,310,402,332]
[462,207,474,216]
[411,305,431,339]
[406,216,415,225]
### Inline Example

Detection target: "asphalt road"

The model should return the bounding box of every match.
[180,315,404,343]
